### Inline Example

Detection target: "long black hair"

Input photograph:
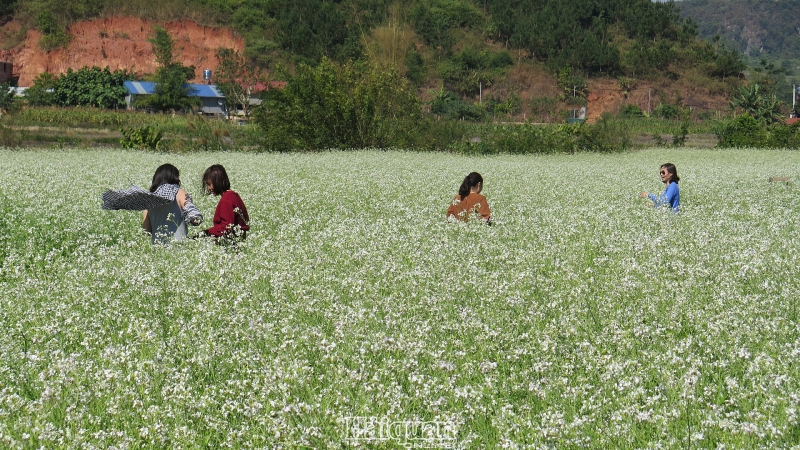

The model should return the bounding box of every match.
[661,163,680,184]
[149,164,181,192]
[458,172,483,200]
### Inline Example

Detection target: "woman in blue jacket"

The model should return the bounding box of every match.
[640,163,680,212]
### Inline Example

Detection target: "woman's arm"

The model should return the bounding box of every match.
[647,184,677,209]
[176,189,203,226]
[142,210,152,232]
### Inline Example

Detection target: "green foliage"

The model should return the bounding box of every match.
[0,0,18,18]
[672,121,689,147]
[713,114,768,148]
[410,0,484,50]
[272,0,349,62]
[652,104,680,120]
[429,87,485,121]
[620,104,644,118]
[710,45,746,80]
[178,114,234,151]
[214,48,262,119]
[0,83,18,114]
[574,114,632,152]
[438,48,513,95]
[557,67,588,102]
[120,125,162,150]
[25,72,58,106]
[621,39,675,77]
[714,114,800,149]
[254,58,421,151]
[36,10,70,50]
[485,94,521,117]
[52,66,129,109]
[730,83,783,124]
[404,49,426,87]
[530,96,559,122]
[448,115,631,155]
[136,26,198,112]
[679,0,800,61]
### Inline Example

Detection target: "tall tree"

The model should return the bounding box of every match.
[214,48,263,119]
[138,26,198,112]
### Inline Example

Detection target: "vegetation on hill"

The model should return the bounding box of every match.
[677,0,800,61]
[6,0,800,151]
[4,0,741,83]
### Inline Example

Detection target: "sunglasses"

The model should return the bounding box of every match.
[660,171,668,175]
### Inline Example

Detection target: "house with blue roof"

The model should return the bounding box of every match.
[123,81,227,116]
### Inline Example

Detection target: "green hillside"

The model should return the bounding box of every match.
[2,0,739,76]
[677,0,800,61]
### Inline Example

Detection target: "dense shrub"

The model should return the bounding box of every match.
[712,114,800,148]
[574,114,632,152]
[653,103,680,119]
[53,67,129,109]
[713,115,768,147]
[620,104,644,118]
[446,115,631,154]
[254,58,421,151]
[120,125,163,150]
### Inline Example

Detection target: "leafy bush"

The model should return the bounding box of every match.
[574,114,632,152]
[672,121,689,147]
[120,125,163,150]
[25,72,58,106]
[713,114,768,147]
[53,67,130,109]
[0,82,18,114]
[410,0,483,49]
[653,103,679,119]
[730,84,782,124]
[254,58,421,151]
[447,115,631,155]
[620,104,644,118]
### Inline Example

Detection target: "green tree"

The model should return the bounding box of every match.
[214,48,263,119]
[137,26,198,112]
[52,66,129,108]
[36,10,69,50]
[255,57,421,150]
[710,45,745,80]
[0,82,17,116]
[24,72,59,106]
[731,83,783,124]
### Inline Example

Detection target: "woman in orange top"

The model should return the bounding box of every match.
[447,172,492,224]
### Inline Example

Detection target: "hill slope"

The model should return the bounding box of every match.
[1,16,242,86]
[678,0,800,60]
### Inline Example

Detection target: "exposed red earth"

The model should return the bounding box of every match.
[1,16,244,87]
[0,16,729,121]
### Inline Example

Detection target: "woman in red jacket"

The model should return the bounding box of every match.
[201,164,249,239]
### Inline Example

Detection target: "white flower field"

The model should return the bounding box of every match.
[2,147,800,448]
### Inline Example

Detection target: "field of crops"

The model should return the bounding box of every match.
[2,148,800,448]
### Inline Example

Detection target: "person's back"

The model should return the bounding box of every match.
[447,192,491,222]
[147,195,188,244]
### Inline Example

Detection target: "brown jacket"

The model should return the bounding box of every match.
[447,193,491,222]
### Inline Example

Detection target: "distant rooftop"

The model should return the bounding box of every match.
[124,81,225,98]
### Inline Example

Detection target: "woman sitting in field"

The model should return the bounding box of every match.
[447,172,492,224]
[200,164,250,239]
[142,163,203,244]
[640,163,680,212]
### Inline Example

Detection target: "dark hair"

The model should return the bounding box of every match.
[458,172,483,200]
[203,164,231,196]
[661,163,680,184]
[149,163,180,192]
